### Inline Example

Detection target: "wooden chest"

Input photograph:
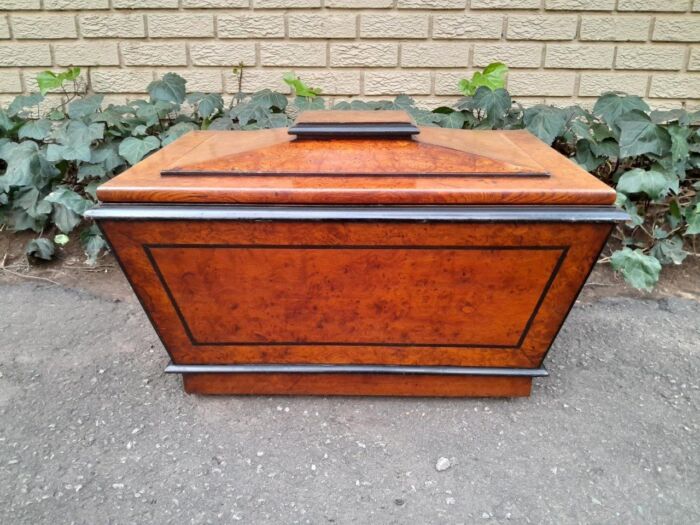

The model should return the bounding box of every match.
[87,111,625,397]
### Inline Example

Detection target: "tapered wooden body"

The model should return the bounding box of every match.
[88,111,624,397]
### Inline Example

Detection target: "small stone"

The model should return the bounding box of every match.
[435,457,451,471]
[394,498,405,506]
[446,497,456,505]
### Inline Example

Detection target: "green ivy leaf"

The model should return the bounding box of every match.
[54,233,70,246]
[47,120,105,162]
[118,136,160,165]
[650,236,688,265]
[7,93,44,117]
[13,187,51,218]
[574,140,604,171]
[610,248,661,292]
[523,105,567,145]
[614,192,644,227]
[472,87,511,124]
[283,72,322,98]
[18,119,53,141]
[685,203,700,235]
[25,238,55,261]
[593,92,649,130]
[187,92,224,120]
[77,163,106,181]
[147,73,186,105]
[292,96,325,111]
[458,62,508,96]
[0,141,59,188]
[45,187,94,233]
[160,121,197,146]
[616,168,676,201]
[90,143,125,172]
[68,95,104,120]
[617,110,671,159]
[36,67,80,96]
[437,110,468,129]
[80,224,107,265]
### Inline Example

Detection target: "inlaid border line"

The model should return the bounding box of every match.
[143,243,567,349]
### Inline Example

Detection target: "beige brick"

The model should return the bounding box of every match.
[159,69,223,92]
[190,43,256,66]
[361,14,429,39]
[295,70,361,94]
[218,14,285,38]
[433,15,503,40]
[579,16,650,42]
[545,0,614,10]
[45,0,109,8]
[0,1,41,9]
[694,0,700,12]
[507,16,578,41]
[0,70,22,92]
[618,0,688,11]
[434,71,466,95]
[226,69,289,94]
[327,0,393,6]
[121,42,187,66]
[183,0,248,6]
[653,19,700,43]
[689,47,700,70]
[578,73,648,96]
[364,71,431,95]
[507,72,576,96]
[288,14,356,39]
[471,0,539,8]
[80,14,146,39]
[616,46,685,70]
[148,14,214,38]
[330,43,397,67]
[255,0,320,6]
[54,43,119,66]
[90,68,153,93]
[545,45,614,69]
[12,14,77,39]
[473,43,542,68]
[398,0,466,8]
[0,16,9,39]
[649,74,700,98]
[0,43,51,66]
[261,43,326,66]
[401,43,470,68]
[114,0,178,7]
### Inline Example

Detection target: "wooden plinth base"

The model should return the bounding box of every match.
[181,373,533,397]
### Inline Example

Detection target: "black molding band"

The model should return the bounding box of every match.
[165,363,549,377]
[87,205,628,223]
[288,122,420,138]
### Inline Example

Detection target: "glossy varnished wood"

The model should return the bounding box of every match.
[182,373,533,397]
[99,219,612,370]
[96,128,616,205]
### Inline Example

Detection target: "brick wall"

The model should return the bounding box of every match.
[0,0,699,108]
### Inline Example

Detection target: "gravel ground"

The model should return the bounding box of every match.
[0,282,698,524]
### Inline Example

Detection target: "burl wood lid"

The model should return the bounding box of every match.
[97,110,616,205]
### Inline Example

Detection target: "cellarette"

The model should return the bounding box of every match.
[87,111,625,397]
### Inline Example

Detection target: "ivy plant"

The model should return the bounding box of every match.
[0,66,698,291]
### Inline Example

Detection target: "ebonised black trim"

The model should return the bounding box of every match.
[288,122,420,138]
[165,362,549,377]
[87,205,629,223]
[143,243,568,349]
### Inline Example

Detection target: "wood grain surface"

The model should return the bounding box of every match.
[182,373,533,397]
[99,219,612,369]
[96,129,616,205]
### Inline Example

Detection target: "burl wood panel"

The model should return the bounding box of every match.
[147,245,563,347]
[99,219,612,369]
[96,129,616,205]
[182,373,533,397]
